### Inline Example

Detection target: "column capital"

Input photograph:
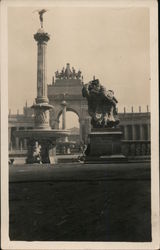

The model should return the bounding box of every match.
[61,100,67,107]
[34,29,50,44]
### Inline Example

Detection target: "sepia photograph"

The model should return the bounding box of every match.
[1,0,159,249]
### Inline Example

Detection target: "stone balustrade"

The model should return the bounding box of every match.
[121,140,150,157]
[9,141,151,158]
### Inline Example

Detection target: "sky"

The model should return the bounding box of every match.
[8,6,150,127]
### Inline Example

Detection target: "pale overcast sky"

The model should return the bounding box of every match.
[8,6,150,119]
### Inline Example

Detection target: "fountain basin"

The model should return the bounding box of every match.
[14,129,70,140]
[14,129,70,164]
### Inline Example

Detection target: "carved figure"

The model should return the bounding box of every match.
[55,70,59,78]
[33,141,42,163]
[72,67,76,78]
[61,67,65,77]
[82,79,119,128]
[55,64,82,80]
[76,70,82,79]
[38,9,47,28]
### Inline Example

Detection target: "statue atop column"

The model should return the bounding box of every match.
[82,78,119,128]
[34,9,50,43]
[38,9,47,28]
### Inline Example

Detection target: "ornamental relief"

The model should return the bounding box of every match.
[35,110,49,124]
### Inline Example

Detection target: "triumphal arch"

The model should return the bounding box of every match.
[48,63,91,143]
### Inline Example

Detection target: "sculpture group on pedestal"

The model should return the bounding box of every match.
[82,78,126,163]
[82,79,119,128]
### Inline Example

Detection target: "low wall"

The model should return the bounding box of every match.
[9,140,151,164]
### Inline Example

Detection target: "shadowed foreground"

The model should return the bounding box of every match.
[9,163,151,242]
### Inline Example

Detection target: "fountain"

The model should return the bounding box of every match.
[14,10,69,164]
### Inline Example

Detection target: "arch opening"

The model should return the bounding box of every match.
[59,111,80,130]
[57,111,81,155]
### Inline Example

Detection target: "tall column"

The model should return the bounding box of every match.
[61,100,67,130]
[140,125,144,140]
[15,127,19,149]
[8,127,11,150]
[147,124,150,140]
[33,28,53,129]
[34,30,50,104]
[124,126,128,140]
[24,139,27,149]
[24,128,27,149]
[61,100,68,154]
[132,125,136,140]
[20,140,23,151]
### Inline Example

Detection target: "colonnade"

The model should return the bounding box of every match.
[122,124,150,141]
[9,123,150,151]
[9,126,33,151]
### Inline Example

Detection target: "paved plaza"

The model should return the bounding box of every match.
[9,162,151,242]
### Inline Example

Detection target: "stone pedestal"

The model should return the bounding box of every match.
[85,128,127,163]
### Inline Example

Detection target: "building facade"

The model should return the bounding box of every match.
[8,64,150,158]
